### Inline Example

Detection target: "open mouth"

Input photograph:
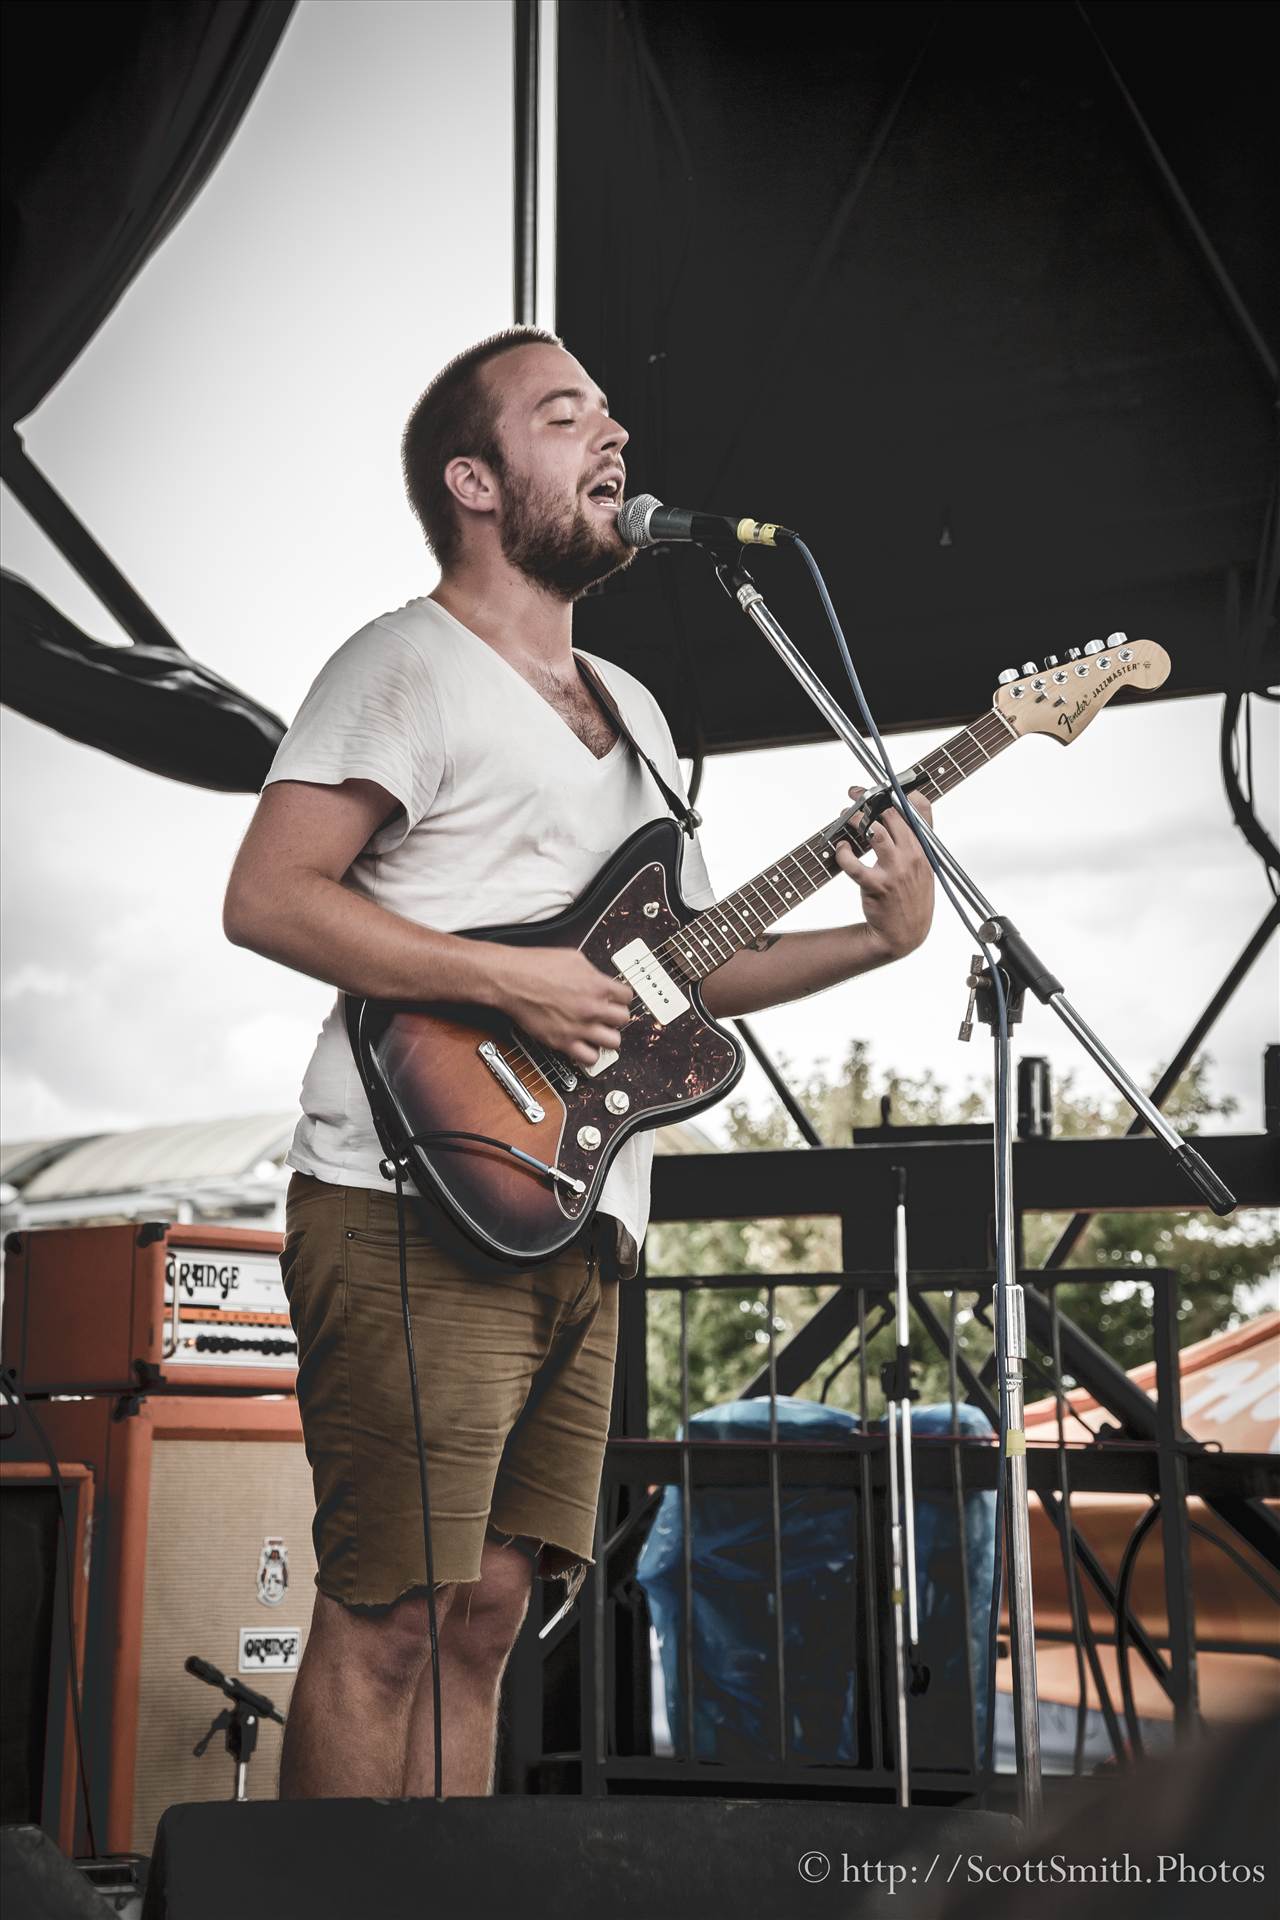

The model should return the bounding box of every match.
[586,479,622,513]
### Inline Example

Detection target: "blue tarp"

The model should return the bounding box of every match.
[635,1395,995,1765]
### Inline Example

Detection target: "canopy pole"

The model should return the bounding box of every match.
[514,0,540,325]
[1,430,183,654]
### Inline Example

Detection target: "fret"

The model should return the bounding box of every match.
[720,896,757,943]
[693,922,731,965]
[740,881,774,925]
[755,871,791,913]
[791,850,823,892]
[670,934,707,978]
[666,941,701,983]
[711,919,738,959]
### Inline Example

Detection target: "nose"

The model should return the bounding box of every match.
[594,411,628,459]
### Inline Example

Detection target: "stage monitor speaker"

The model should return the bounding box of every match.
[142,1796,1021,1920]
[0,1824,109,1920]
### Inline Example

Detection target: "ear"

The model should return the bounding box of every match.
[442,455,499,521]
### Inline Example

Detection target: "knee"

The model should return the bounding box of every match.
[446,1555,532,1666]
[313,1585,458,1695]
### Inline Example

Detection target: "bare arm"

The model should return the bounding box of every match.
[223,778,633,1067]
[699,924,893,1019]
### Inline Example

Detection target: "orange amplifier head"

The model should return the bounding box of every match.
[2,1220,294,1393]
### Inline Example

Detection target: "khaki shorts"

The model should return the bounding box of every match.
[280,1170,620,1608]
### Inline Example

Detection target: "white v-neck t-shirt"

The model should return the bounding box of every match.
[261,594,717,1278]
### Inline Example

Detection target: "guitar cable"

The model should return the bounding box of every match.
[387,1153,445,1801]
[782,533,1016,1781]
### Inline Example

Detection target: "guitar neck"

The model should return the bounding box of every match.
[666,705,1018,981]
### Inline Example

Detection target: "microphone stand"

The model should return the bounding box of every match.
[186,1655,284,1802]
[883,1168,929,1808]
[703,546,1238,1828]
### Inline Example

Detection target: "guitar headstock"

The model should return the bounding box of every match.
[993,635,1170,743]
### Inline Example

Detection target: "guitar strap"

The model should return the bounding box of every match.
[573,653,702,838]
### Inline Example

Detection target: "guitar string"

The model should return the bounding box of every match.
[491,710,1015,1097]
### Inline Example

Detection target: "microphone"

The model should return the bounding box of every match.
[185,1654,284,1721]
[616,492,791,551]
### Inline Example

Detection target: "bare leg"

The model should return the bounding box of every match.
[279,1583,459,1799]
[402,1530,540,1797]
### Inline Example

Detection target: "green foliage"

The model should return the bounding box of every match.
[643,1045,1278,1438]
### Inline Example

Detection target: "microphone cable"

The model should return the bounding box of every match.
[389,1161,445,1800]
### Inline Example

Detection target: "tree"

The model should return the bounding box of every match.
[642,1044,1277,1438]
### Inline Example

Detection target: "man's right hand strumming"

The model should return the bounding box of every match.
[490,946,633,1068]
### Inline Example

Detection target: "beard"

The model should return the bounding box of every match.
[495,462,637,601]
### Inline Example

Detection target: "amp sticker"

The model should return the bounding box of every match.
[239,1628,301,1673]
[256,1535,289,1606]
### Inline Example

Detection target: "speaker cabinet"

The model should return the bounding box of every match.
[0,1462,93,1852]
[2,1222,315,1855]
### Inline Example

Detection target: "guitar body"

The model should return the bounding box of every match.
[346,817,745,1264]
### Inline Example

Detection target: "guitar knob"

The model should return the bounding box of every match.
[1083,638,1105,655]
[1020,661,1037,675]
[577,1126,601,1151]
[1042,654,1059,667]
[604,1090,630,1115]
[1065,647,1082,661]
[997,668,1020,685]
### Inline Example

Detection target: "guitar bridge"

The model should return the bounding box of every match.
[478,1041,545,1122]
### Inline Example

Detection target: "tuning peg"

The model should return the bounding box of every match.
[997,668,1020,685]
[1083,639,1105,656]
[1020,661,1036,675]
[1065,647,1082,661]
[1042,654,1059,667]
[1106,630,1127,646]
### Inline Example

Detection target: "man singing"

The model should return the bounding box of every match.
[222,325,934,1799]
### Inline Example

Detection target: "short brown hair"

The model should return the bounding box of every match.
[401,325,563,568]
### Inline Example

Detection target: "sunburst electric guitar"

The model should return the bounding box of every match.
[346,638,1170,1262]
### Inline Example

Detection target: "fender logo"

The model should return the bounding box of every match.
[1057,658,1140,737]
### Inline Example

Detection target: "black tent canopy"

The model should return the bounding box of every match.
[557,0,1278,754]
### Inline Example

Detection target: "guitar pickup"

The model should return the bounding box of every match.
[611,939,689,1025]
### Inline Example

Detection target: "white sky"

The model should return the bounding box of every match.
[2,0,1277,1155]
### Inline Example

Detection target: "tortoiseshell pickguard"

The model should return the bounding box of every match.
[545,859,741,1212]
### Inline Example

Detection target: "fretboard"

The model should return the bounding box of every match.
[662,705,1017,981]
